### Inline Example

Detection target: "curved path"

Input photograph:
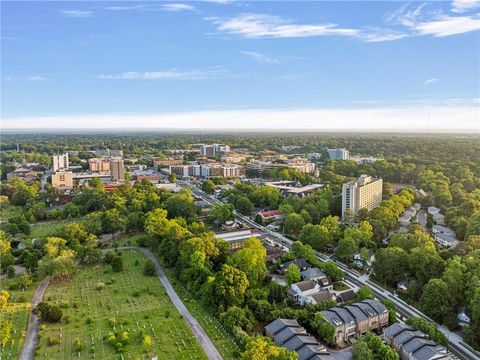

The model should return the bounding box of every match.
[106,246,223,360]
[19,276,51,360]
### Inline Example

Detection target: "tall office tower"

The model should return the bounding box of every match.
[342,175,383,217]
[52,153,69,172]
[110,157,125,181]
[327,148,350,160]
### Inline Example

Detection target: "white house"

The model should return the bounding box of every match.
[458,308,471,327]
[288,280,322,305]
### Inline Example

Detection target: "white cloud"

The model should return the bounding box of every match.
[452,0,480,13]
[204,0,233,4]
[414,14,480,37]
[3,106,478,132]
[97,67,230,80]
[423,78,441,85]
[61,9,92,17]
[386,4,480,37]
[241,51,280,64]
[161,3,195,12]
[212,14,359,38]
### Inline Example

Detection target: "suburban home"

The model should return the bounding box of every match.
[279,258,311,273]
[384,323,451,360]
[289,280,322,305]
[397,278,414,292]
[301,267,327,282]
[307,290,337,305]
[336,289,356,303]
[265,319,331,360]
[353,251,375,269]
[321,300,389,346]
[432,225,459,248]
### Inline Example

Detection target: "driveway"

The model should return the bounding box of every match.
[106,246,223,360]
[19,276,51,360]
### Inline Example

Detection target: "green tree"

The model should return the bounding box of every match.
[352,339,374,360]
[111,255,124,272]
[382,299,397,324]
[211,264,249,308]
[231,237,266,286]
[285,264,301,285]
[0,319,13,348]
[420,279,451,323]
[311,312,335,345]
[202,179,216,194]
[235,196,253,215]
[336,237,357,263]
[143,259,156,276]
[241,336,297,360]
[373,247,408,286]
[208,203,234,226]
[168,172,177,183]
[284,213,305,236]
[102,208,126,238]
[299,224,332,250]
[357,286,374,301]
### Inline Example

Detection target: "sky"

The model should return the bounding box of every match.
[1,0,479,132]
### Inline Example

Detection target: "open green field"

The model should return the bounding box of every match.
[0,277,39,359]
[29,220,73,239]
[37,250,208,360]
[110,234,242,359]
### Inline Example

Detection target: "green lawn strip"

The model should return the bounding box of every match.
[0,277,39,359]
[29,219,79,239]
[37,250,207,360]
[0,205,23,222]
[160,264,242,360]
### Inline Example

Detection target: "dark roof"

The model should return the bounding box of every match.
[274,326,307,345]
[280,258,311,270]
[294,280,318,292]
[296,344,330,360]
[360,299,388,315]
[301,267,327,280]
[310,290,335,303]
[283,335,318,352]
[265,318,301,336]
[337,289,356,303]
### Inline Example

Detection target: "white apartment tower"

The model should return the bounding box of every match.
[327,148,350,160]
[52,153,69,172]
[342,175,383,217]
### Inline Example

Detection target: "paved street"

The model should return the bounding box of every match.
[19,276,51,360]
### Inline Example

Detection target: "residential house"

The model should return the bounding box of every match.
[307,290,336,305]
[336,289,356,303]
[321,299,389,346]
[384,323,451,360]
[279,258,311,274]
[265,319,331,360]
[257,209,286,223]
[289,280,322,305]
[457,308,471,327]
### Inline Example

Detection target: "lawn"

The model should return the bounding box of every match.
[109,233,242,359]
[37,250,208,360]
[0,205,22,222]
[29,219,79,239]
[0,277,39,359]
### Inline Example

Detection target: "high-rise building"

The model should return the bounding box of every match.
[51,171,73,189]
[52,153,69,172]
[200,144,231,157]
[89,158,110,172]
[342,175,383,217]
[110,157,125,181]
[327,148,350,160]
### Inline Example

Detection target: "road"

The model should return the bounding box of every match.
[105,246,223,360]
[183,181,480,360]
[19,276,51,360]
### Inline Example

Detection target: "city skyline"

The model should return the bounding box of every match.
[2,0,479,131]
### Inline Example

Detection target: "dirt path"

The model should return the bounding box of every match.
[19,276,51,360]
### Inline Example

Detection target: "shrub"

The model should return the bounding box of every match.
[73,338,84,352]
[143,260,156,276]
[47,336,60,346]
[111,256,123,272]
[86,317,93,325]
[142,334,152,347]
[35,302,63,323]
[7,265,15,278]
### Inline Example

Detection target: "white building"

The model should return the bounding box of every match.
[342,175,383,217]
[52,153,69,172]
[327,148,349,160]
[200,144,231,156]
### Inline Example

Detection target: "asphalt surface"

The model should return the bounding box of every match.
[106,246,223,360]
[19,276,51,360]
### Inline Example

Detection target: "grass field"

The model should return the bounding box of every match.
[109,233,242,359]
[0,277,39,359]
[37,250,208,360]
[29,220,74,239]
[0,205,22,222]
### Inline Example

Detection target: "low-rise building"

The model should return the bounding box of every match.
[257,209,285,223]
[384,323,451,360]
[265,181,324,198]
[321,300,389,346]
[279,258,311,274]
[214,228,264,250]
[51,171,73,189]
[7,167,39,184]
[265,319,330,360]
[153,158,184,168]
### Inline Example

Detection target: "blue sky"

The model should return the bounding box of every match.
[2,0,479,131]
